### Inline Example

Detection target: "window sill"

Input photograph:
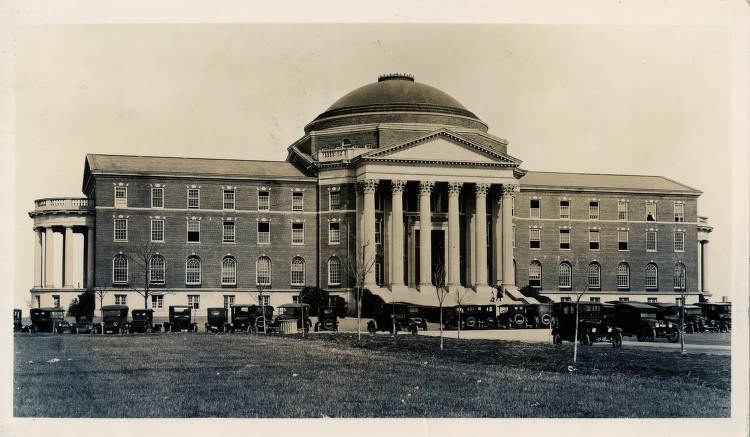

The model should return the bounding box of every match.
[559,247,570,250]
[291,242,305,246]
[113,240,128,243]
[223,241,237,244]
[329,242,341,245]
[187,241,201,244]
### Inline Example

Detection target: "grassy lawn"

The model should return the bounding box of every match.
[13,332,730,418]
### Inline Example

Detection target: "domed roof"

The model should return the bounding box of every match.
[313,74,479,122]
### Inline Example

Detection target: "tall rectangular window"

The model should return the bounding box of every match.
[646,231,657,252]
[589,201,599,220]
[375,220,382,245]
[223,189,235,210]
[530,199,540,219]
[259,295,270,306]
[646,202,657,221]
[257,222,270,244]
[292,192,304,211]
[223,295,235,311]
[114,186,127,208]
[187,220,200,242]
[223,221,235,243]
[674,231,685,252]
[329,222,340,244]
[329,191,341,210]
[151,219,164,242]
[512,224,516,248]
[529,228,541,249]
[151,295,163,309]
[291,222,304,245]
[114,218,128,241]
[589,297,601,303]
[115,294,127,305]
[648,297,658,303]
[560,297,571,302]
[674,203,684,222]
[589,229,600,250]
[258,191,270,211]
[559,229,570,249]
[559,200,570,219]
[187,188,200,209]
[619,297,630,302]
[151,187,164,208]
[618,230,629,251]
[53,295,61,308]
[618,200,628,221]
[188,295,200,309]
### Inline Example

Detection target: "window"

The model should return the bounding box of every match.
[223,295,235,311]
[292,296,299,303]
[328,257,341,286]
[530,199,540,219]
[375,259,384,286]
[115,294,127,305]
[675,297,684,306]
[292,192,304,211]
[187,220,200,242]
[258,191,270,211]
[257,222,270,244]
[618,230,629,251]
[221,257,237,285]
[187,188,200,209]
[589,201,599,220]
[151,219,164,242]
[587,263,601,290]
[35,295,40,308]
[188,295,200,309]
[618,200,628,221]
[52,295,60,308]
[645,263,658,290]
[646,231,657,252]
[151,295,163,309]
[589,229,600,250]
[258,295,270,306]
[375,220,382,245]
[113,255,128,283]
[114,218,128,241]
[559,200,570,219]
[559,229,570,249]
[590,297,601,303]
[674,203,684,222]
[186,257,201,285]
[329,222,340,244]
[511,196,515,216]
[151,187,164,208]
[256,256,271,286]
[529,228,541,249]
[512,224,516,248]
[114,186,127,208]
[674,263,686,290]
[291,257,305,287]
[528,261,542,288]
[292,222,304,245]
[223,189,235,210]
[329,191,341,210]
[560,297,571,302]
[223,221,235,243]
[617,263,630,290]
[674,231,685,252]
[646,202,656,221]
[619,297,630,302]
[558,263,572,289]
[150,255,165,284]
[647,297,658,303]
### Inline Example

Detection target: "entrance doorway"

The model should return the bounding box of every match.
[431,230,445,285]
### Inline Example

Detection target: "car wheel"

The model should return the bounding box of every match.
[553,332,562,344]
[636,332,644,342]
[667,329,680,343]
[410,324,418,336]
[612,332,623,348]
[645,328,656,342]
[323,319,334,331]
[367,321,376,335]
[465,316,478,329]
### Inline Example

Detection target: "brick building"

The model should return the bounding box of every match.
[28,73,713,317]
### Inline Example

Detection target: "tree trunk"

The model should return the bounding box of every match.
[439,305,444,350]
[680,293,686,355]
[356,287,361,344]
[457,310,461,340]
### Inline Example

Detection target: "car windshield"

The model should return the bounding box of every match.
[172,308,190,314]
[209,310,223,317]
[686,308,702,316]
[408,307,420,314]
[133,312,148,318]
[234,307,250,315]
[640,310,657,319]
[579,304,600,316]
[281,307,299,316]
[103,310,122,318]
[321,308,333,315]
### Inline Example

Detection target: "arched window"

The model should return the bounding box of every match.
[186,256,201,285]
[113,254,128,284]
[221,257,237,285]
[149,255,165,284]
[328,256,341,286]
[528,261,542,288]
[558,262,572,289]
[645,263,658,290]
[256,256,271,286]
[587,263,601,290]
[673,263,686,290]
[291,256,305,287]
[616,263,630,290]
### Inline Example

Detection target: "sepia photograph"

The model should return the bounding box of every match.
[2,1,749,436]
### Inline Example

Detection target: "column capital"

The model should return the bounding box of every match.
[447,182,463,196]
[359,179,379,194]
[501,183,519,196]
[474,182,491,196]
[390,179,407,193]
[418,181,435,194]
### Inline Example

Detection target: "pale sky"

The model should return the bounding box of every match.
[12,24,735,309]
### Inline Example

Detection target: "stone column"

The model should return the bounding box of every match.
[474,183,490,288]
[447,182,462,288]
[501,184,518,289]
[362,179,378,288]
[86,227,95,288]
[701,241,708,292]
[492,194,503,286]
[44,227,55,288]
[418,181,434,289]
[64,226,75,288]
[33,228,43,287]
[390,180,406,290]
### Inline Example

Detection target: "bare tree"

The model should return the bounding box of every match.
[344,241,377,344]
[454,282,473,340]
[431,259,450,350]
[257,284,268,334]
[92,287,108,332]
[127,233,160,310]
[572,284,589,364]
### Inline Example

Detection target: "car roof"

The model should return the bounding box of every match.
[648,302,679,308]
[207,307,226,310]
[279,303,310,308]
[31,307,65,312]
[618,302,657,309]
[101,305,129,310]
[170,305,191,309]
[132,309,154,312]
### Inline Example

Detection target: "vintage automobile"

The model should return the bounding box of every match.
[73,314,94,334]
[614,302,680,342]
[314,306,339,332]
[682,305,708,333]
[551,302,623,347]
[13,309,22,332]
[164,305,198,332]
[100,305,129,334]
[696,302,731,332]
[129,309,156,333]
[228,304,274,332]
[275,303,312,331]
[496,304,528,329]
[367,302,427,335]
[526,303,553,329]
[29,307,67,333]
[444,305,480,330]
[205,307,228,333]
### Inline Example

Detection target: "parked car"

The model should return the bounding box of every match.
[100,305,129,334]
[367,302,427,335]
[13,309,22,332]
[696,302,731,332]
[205,308,228,333]
[614,302,680,342]
[275,303,312,331]
[228,304,274,332]
[165,305,197,332]
[129,309,156,333]
[444,305,481,330]
[496,304,527,329]
[682,305,709,333]
[525,303,553,329]
[314,306,338,332]
[29,307,66,333]
[73,314,94,334]
[551,302,623,347]
[478,305,497,329]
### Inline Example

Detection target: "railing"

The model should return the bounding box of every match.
[314,146,372,162]
[34,198,94,211]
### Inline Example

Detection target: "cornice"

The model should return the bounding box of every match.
[519,185,701,197]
